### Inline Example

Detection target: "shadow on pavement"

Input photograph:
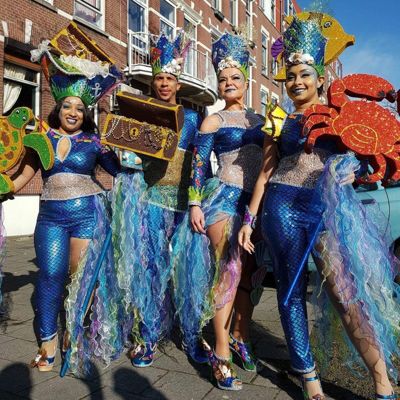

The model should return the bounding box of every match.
[0,362,32,399]
[113,367,169,399]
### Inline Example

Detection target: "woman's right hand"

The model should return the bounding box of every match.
[238,224,255,254]
[190,205,206,234]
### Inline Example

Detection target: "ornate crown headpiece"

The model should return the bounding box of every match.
[31,22,122,106]
[211,33,250,80]
[150,30,192,78]
[272,12,355,81]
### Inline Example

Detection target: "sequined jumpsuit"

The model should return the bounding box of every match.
[261,114,337,373]
[133,108,202,346]
[35,129,119,342]
[188,110,265,307]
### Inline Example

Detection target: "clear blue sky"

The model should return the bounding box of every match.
[296,0,400,89]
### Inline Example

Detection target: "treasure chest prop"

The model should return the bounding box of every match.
[101,92,184,161]
[49,21,115,63]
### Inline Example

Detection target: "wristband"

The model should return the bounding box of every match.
[243,205,257,229]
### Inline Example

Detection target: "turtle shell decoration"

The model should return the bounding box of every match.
[302,74,400,184]
[0,107,54,194]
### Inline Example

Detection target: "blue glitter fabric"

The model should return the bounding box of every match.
[262,183,318,372]
[43,130,120,178]
[35,130,120,342]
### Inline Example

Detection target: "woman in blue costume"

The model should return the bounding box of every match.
[110,31,206,367]
[10,34,121,372]
[239,14,400,400]
[185,33,272,390]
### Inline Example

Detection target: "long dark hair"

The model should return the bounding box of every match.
[48,98,99,134]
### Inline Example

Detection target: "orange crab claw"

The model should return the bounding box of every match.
[338,74,395,102]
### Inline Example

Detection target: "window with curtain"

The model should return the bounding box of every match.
[261,32,268,76]
[129,0,147,52]
[3,63,39,116]
[260,89,268,116]
[229,0,237,26]
[183,18,195,77]
[74,0,104,29]
[160,0,175,38]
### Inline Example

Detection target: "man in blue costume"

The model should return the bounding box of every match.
[128,30,207,367]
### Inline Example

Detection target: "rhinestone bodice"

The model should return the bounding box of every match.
[189,110,265,205]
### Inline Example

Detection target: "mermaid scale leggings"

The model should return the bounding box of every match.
[34,197,96,341]
[262,183,321,373]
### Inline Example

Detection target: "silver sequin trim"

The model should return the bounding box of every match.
[270,148,332,189]
[41,173,104,200]
[217,144,263,192]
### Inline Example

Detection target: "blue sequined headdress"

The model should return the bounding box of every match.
[31,22,122,106]
[150,30,192,78]
[211,33,250,80]
[272,12,354,81]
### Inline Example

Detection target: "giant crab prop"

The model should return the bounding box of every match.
[302,74,400,184]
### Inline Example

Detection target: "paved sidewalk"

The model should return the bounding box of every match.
[0,236,370,400]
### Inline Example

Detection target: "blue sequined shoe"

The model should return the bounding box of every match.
[130,342,156,368]
[182,340,209,364]
[202,340,242,391]
[229,333,259,372]
[301,370,325,400]
[376,394,399,399]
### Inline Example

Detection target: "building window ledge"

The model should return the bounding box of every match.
[31,0,58,13]
[212,8,224,22]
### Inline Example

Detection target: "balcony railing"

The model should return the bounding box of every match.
[128,31,217,103]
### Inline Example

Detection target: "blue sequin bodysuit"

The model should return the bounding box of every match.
[261,114,337,373]
[35,129,119,341]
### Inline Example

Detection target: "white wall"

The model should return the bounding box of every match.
[2,196,39,236]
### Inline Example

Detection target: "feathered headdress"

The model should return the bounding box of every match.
[31,22,122,106]
[150,30,192,78]
[211,33,250,80]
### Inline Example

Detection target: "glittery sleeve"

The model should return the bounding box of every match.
[188,130,215,206]
[96,143,121,177]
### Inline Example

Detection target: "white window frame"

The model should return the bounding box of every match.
[229,0,238,27]
[212,0,221,10]
[245,0,252,41]
[260,85,269,116]
[271,0,276,24]
[261,29,269,77]
[128,0,148,53]
[271,93,279,105]
[74,0,105,30]
[159,0,176,38]
[183,17,197,77]
[3,62,40,117]
[261,0,274,23]
[284,0,294,16]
